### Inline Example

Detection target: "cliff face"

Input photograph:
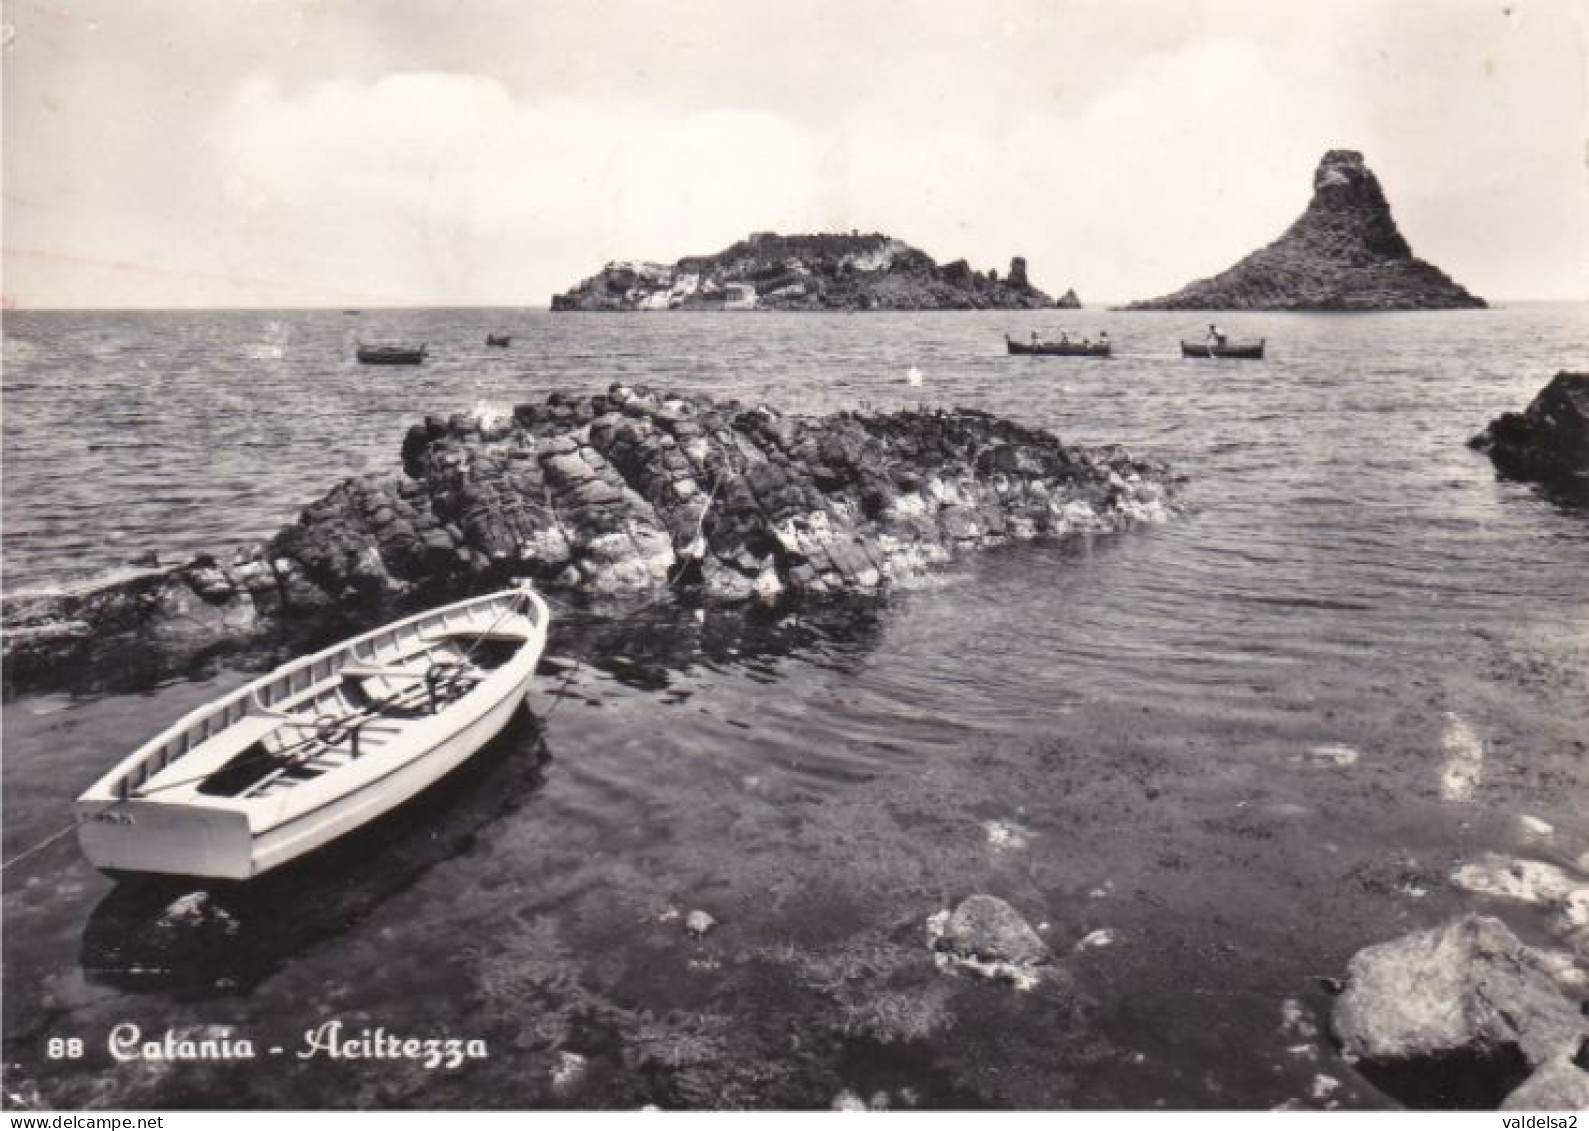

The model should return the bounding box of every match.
[551,232,1062,311]
[1127,150,1486,311]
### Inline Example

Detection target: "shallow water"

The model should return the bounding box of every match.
[3,306,1588,1109]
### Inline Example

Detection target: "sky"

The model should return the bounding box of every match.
[3,0,1586,308]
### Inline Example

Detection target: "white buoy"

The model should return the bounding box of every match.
[906,365,924,386]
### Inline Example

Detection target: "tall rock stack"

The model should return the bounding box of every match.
[1127,150,1486,311]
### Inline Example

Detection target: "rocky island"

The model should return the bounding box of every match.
[1,385,1176,690]
[1126,150,1486,311]
[550,231,1066,312]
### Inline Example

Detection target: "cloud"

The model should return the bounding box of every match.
[7,0,1584,306]
[211,73,833,304]
[207,43,1321,306]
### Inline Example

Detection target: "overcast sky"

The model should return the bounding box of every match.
[3,0,1586,308]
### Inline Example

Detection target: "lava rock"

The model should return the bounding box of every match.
[931,894,1051,967]
[1469,372,1589,499]
[2,388,1179,691]
[1499,1051,1589,1111]
[1127,150,1486,311]
[1332,916,1588,1108]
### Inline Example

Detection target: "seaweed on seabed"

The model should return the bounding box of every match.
[621,1010,790,1108]
[470,916,607,1049]
[760,932,957,1045]
[468,916,807,1107]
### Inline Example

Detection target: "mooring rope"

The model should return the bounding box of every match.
[0,820,85,874]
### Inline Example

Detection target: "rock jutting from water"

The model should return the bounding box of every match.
[1126,150,1486,311]
[1469,372,1589,501]
[550,231,1068,311]
[1331,915,1589,1109]
[926,894,1052,988]
[1,385,1178,690]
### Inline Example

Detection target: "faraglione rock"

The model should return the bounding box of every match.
[2,386,1178,690]
[551,231,1069,312]
[1127,150,1486,311]
[1469,372,1589,500]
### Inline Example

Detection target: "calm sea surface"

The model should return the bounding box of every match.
[2,306,1587,1109]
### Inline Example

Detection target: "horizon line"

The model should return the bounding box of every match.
[5,297,1587,314]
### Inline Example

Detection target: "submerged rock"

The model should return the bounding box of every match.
[1126,150,1485,311]
[1332,915,1588,1109]
[927,894,1051,988]
[1449,852,1582,908]
[1469,372,1589,500]
[2,387,1178,691]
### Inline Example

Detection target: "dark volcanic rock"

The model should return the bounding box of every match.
[1055,288,1081,309]
[550,232,1063,312]
[2,388,1178,690]
[1332,915,1588,1109]
[1469,372,1589,499]
[1127,150,1486,311]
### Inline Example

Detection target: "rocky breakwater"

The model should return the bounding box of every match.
[2,386,1178,690]
[550,231,1068,311]
[1469,372,1589,501]
[1126,150,1486,311]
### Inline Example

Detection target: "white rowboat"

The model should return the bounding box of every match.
[76,583,550,881]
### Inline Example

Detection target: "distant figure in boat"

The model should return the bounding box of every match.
[1099,331,1110,348]
[1206,323,1227,347]
[1030,331,1040,346]
[1059,330,1071,344]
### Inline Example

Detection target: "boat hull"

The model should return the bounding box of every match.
[1180,339,1265,359]
[1006,339,1111,357]
[77,800,254,881]
[75,586,548,881]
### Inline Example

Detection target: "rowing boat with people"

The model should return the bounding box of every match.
[1180,338,1265,360]
[1005,335,1111,357]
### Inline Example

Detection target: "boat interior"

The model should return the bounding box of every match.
[122,615,530,806]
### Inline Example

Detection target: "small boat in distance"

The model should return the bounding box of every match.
[75,584,550,881]
[485,333,512,347]
[1181,338,1265,360]
[1006,334,1111,358]
[357,342,428,365]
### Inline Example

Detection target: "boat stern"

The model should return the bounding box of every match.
[75,798,255,881]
